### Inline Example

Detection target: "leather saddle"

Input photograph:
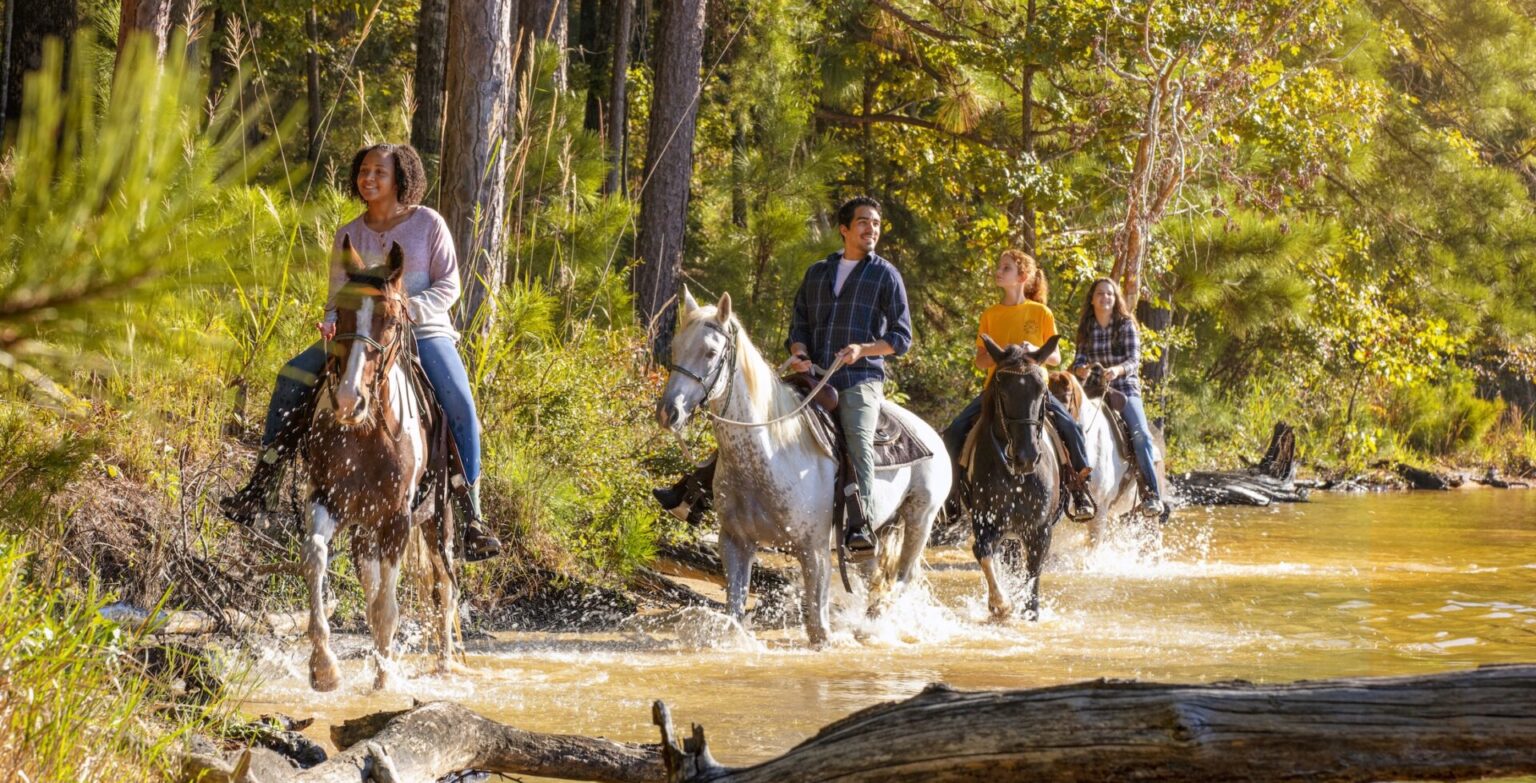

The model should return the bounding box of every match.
[785,373,934,469]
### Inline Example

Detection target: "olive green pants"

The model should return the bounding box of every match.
[838,381,883,513]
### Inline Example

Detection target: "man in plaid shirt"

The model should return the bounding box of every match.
[651,197,913,555]
[785,196,912,556]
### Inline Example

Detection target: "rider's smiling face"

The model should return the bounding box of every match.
[355,149,398,205]
[993,255,1024,289]
[838,206,881,256]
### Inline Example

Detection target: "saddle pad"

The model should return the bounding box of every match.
[798,394,933,469]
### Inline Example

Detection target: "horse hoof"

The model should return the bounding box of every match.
[372,668,391,691]
[434,659,471,676]
[309,652,342,692]
[988,604,1013,623]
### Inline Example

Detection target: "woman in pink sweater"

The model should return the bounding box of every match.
[221,143,501,560]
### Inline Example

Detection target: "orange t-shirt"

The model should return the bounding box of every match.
[977,300,1057,383]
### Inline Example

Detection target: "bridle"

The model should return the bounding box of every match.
[325,281,409,425]
[665,318,845,428]
[988,363,1047,473]
[667,320,739,417]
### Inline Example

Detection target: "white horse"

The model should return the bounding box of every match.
[1054,372,1168,543]
[655,290,951,646]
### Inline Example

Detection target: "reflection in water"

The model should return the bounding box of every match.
[245,490,1536,775]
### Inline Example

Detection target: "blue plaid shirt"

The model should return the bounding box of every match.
[786,251,913,391]
[1071,316,1143,397]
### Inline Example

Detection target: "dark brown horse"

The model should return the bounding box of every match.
[301,237,456,691]
[970,334,1064,621]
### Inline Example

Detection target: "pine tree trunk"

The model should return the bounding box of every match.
[601,0,632,196]
[305,4,321,165]
[518,0,568,90]
[411,0,449,166]
[4,0,78,140]
[116,0,174,61]
[442,0,516,334]
[579,0,605,131]
[632,0,706,359]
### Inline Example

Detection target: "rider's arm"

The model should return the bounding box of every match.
[785,266,814,359]
[875,267,913,357]
[408,212,462,325]
[1115,319,1141,378]
[322,229,349,326]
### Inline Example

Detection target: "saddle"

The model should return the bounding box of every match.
[786,373,934,469]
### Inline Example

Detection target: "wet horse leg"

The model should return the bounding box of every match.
[421,510,460,675]
[978,554,1012,621]
[798,545,831,648]
[303,501,341,691]
[1021,523,1056,622]
[360,542,402,690]
[719,530,755,628]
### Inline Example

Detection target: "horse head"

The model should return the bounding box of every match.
[329,236,410,427]
[657,287,737,432]
[981,333,1060,474]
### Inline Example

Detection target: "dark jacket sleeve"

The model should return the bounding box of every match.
[786,264,815,353]
[878,265,914,357]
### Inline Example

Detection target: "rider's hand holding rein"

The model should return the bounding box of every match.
[836,340,894,367]
[788,343,814,374]
[318,321,337,341]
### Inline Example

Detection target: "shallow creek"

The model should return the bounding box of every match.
[244,489,1536,777]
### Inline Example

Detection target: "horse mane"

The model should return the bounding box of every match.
[680,305,805,450]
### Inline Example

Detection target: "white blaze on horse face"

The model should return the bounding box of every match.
[336,296,374,421]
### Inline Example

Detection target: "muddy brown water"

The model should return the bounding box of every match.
[244,489,1535,778]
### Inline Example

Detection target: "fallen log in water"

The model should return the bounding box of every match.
[1171,422,1309,506]
[101,600,335,636]
[181,665,1536,783]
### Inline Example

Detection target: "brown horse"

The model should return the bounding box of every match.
[301,237,456,691]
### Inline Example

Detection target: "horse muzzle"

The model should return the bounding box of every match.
[656,399,689,432]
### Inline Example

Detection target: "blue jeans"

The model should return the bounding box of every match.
[943,393,1090,474]
[263,336,482,484]
[1119,394,1161,496]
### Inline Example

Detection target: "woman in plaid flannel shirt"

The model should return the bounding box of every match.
[1070,278,1164,517]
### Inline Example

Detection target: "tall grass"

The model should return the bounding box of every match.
[0,537,234,783]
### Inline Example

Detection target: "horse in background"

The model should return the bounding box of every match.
[1052,365,1171,540]
[301,237,456,691]
[655,289,951,646]
[970,334,1064,621]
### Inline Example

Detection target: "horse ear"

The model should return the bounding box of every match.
[387,242,405,281]
[981,333,1007,364]
[1030,334,1061,365]
[717,292,732,323]
[339,234,364,272]
[681,286,700,315]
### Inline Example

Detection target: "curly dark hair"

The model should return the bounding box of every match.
[836,195,882,227]
[348,143,428,205]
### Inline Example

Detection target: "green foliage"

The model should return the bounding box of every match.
[1386,374,1505,456]
[0,538,232,782]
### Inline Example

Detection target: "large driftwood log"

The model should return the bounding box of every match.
[184,666,1536,783]
[181,700,665,783]
[1172,421,1309,506]
[670,664,1536,783]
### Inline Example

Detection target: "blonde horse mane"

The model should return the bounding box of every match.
[679,305,806,450]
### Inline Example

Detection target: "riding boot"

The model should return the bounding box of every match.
[842,484,877,560]
[219,448,288,526]
[652,455,716,525]
[455,479,503,562]
[1066,466,1098,523]
[220,381,319,527]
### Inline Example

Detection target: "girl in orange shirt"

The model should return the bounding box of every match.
[942,249,1096,521]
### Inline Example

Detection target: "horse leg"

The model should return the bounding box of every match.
[719,530,755,628]
[367,552,403,690]
[978,554,1012,622]
[303,501,341,692]
[421,512,461,676]
[799,546,832,648]
[1022,524,1056,622]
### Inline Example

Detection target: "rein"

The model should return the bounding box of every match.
[323,289,410,436]
[668,321,846,428]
